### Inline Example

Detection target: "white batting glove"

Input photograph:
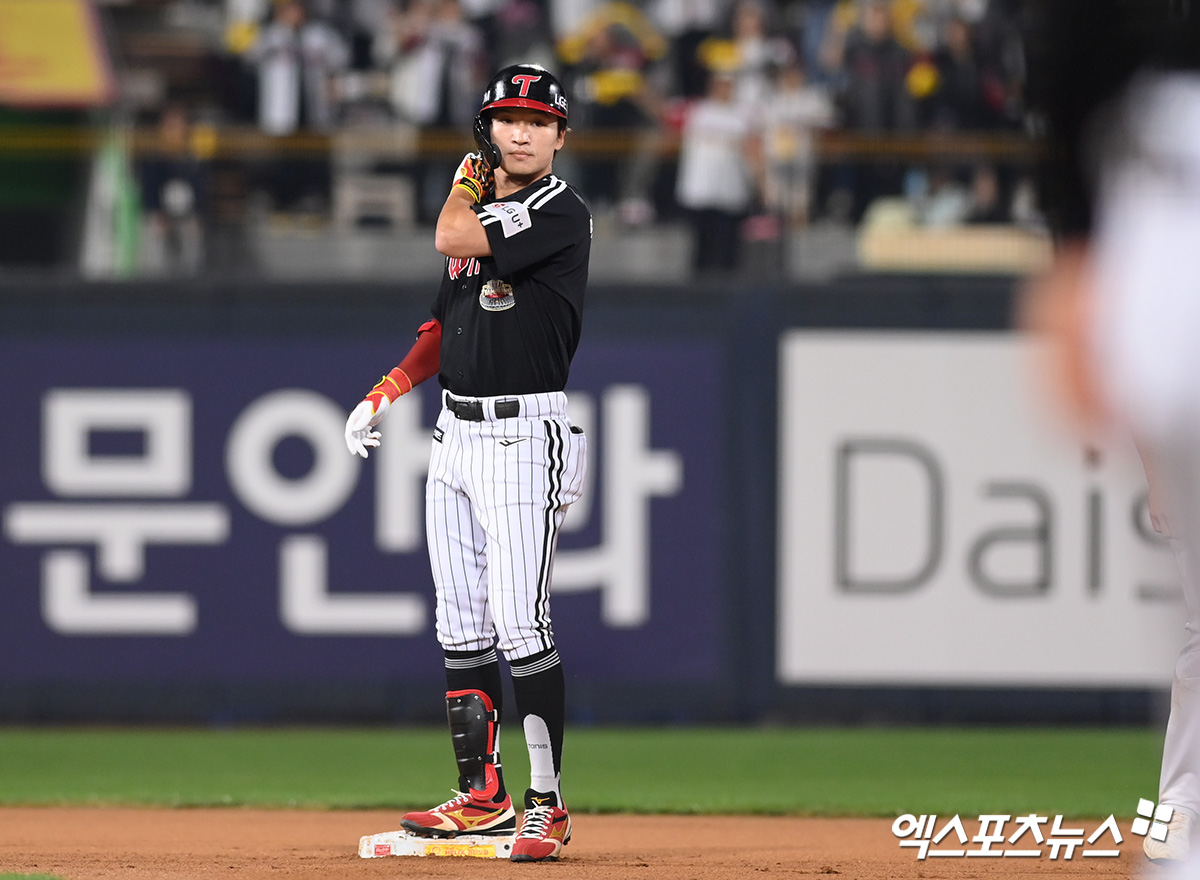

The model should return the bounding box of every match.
[345,396,389,458]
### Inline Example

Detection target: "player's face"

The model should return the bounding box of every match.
[490,109,565,183]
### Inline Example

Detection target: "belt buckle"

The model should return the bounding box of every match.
[450,396,483,421]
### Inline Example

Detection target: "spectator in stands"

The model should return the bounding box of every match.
[921,14,1006,131]
[137,103,211,276]
[906,12,1020,231]
[819,0,917,221]
[385,0,486,128]
[224,0,272,55]
[887,0,936,52]
[696,0,805,118]
[647,0,726,98]
[245,0,349,136]
[761,55,835,227]
[974,0,1028,129]
[558,1,669,222]
[915,161,971,226]
[962,162,1007,224]
[727,0,781,112]
[906,160,1007,227]
[336,0,397,71]
[245,0,349,214]
[382,0,487,221]
[675,67,760,273]
[822,0,916,127]
[798,0,844,87]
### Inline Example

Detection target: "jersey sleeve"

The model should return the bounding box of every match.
[474,180,590,277]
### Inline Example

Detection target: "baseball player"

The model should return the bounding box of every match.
[1022,0,1200,867]
[343,63,590,863]
[1137,444,1200,863]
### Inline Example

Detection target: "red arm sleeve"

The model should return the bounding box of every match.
[365,320,442,407]
[395,319,442,390]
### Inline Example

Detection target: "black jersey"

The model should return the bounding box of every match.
[432,174,592,398]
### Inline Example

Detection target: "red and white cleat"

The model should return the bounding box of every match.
[400,789,516,838]
[511,789,571,862]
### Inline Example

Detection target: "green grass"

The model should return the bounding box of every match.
[0,726,1163,818]
[0,876,68,880]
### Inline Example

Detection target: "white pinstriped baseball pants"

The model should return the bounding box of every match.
[426,390,586,662]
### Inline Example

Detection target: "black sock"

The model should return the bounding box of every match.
[509,646,565,800]
[444,647,503,707]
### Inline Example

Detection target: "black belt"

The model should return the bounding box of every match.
[446,396,521,421]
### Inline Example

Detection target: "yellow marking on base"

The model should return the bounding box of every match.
[425,842,498,858]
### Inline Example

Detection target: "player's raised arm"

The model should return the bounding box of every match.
[435,154,494,258]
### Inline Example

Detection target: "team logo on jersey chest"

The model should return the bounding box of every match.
[448,257,481,279]
[480,279,515,311]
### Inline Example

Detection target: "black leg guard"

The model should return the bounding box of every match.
[446,689,506,801]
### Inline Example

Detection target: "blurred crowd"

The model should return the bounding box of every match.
[124,0,1033,274]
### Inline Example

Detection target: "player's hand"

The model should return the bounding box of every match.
[453,151,494,204]
[345,397,388,458]
[345,369,413,457]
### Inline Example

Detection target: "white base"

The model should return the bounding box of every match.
[358,829,516,859]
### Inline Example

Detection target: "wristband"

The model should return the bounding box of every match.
[366,368,413,410]
[454,179,485,204]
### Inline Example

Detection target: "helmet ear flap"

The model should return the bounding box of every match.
[473,116,501,168]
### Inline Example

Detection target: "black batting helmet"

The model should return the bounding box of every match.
[478,64,568,121]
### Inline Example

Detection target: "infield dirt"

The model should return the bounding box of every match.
[0,807,1150,879]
